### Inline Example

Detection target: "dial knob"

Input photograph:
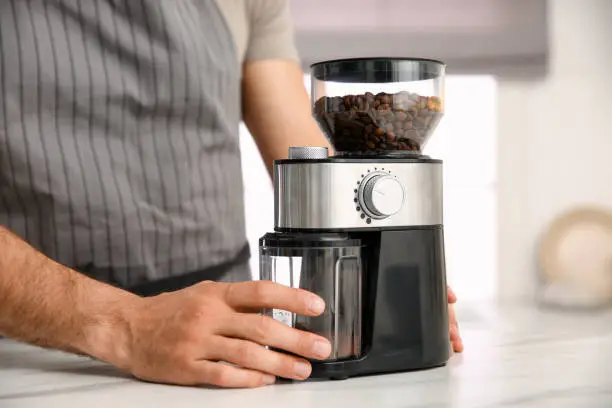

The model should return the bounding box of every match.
[361,174,405,218]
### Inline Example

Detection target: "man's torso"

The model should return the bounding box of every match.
[0,0,258,288]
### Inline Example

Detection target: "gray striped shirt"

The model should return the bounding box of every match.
[0,0,298,290]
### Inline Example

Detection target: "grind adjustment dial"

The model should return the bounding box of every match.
[359,172,405,219]
[288,146,329,160]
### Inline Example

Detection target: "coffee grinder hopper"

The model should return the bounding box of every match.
[311,58,445,156]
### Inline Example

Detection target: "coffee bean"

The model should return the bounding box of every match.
[357,96,366,111]
[397,91,410,99]
[360,114,372,125]
[366,111,377,123]
[413,117,427,129]
[404,99,418,109]
[313,91,444,155]
[404,129,419,140]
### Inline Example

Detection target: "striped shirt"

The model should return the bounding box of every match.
[0,0,298,294]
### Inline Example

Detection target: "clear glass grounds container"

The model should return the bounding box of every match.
[311,58,445,155]
[259,233,363,361]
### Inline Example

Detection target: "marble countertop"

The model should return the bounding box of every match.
[1,303,612,408]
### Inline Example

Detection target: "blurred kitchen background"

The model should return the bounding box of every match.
[240,0,612,306]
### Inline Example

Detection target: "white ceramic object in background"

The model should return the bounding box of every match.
[538,206,612,308]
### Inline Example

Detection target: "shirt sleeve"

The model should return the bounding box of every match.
[245,0,300,62]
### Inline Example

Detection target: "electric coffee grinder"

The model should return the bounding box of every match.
[259,58,449,380]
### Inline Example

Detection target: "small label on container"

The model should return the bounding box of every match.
[272,309,294,327]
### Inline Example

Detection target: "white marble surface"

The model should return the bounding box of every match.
[1,303,612,408]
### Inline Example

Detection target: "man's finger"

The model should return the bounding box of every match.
[447,286,457,303]
[221,313,332,361]
[189,360,276,388]
[453,338,464,353]
[222,281,326,316]
[450,325,460,341]
[208,336,313,381]
[448,304,457,327]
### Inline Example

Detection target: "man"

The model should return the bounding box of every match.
[0,0,462,388]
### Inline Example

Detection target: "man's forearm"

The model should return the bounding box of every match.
[242,60,330,176]
[0,226,135,367]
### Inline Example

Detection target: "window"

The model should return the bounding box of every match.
[240,75,498,301]
[426,76,498,301]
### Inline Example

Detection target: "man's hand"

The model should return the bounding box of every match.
[0,226,331,389]
[117,282,462,387]
[448,286,463,353]
[114,281,332,388]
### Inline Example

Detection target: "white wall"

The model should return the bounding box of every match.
[289,0,548,76]
[423,76,498,301]
[497,0,612,302]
